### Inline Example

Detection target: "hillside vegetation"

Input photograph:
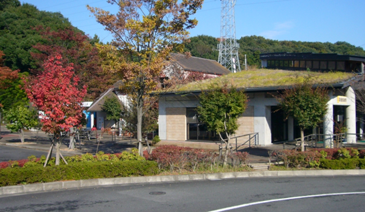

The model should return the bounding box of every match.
[184,35,365,68]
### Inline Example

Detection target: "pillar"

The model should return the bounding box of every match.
[254,105,271,146]
[323,97,333,148]
[346,87,356,143]
[90,112,94,128]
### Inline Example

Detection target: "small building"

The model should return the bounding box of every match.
[158,70,360,147]
[260,52,365,73]
[87,81,127,130]
[88,54,229,130]
[162,53,230,80]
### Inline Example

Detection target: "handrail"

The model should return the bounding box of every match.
[220,132,259,151]
[286,133,346,149]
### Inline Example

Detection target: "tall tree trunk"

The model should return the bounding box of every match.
[137,105,143,156]
[300,128,305,152]
[136,88,144,156]
[55,135,61,165]
[69,127,75,149]
[224,140,229,167]
[20,129,24,143]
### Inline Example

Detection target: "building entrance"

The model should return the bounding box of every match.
[271,106,288,143]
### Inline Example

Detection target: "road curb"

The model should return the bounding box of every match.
[1,169,365,197]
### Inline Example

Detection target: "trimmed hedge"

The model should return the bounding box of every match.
[0,160,159,187]
[319,158,365,169]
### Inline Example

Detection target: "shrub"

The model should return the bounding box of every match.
[152,135,160,145]
[0,160,159,187]
[319,158,361,169]
[271,149,321,168]
[359,150,365,159]
[0,149,147,170]
[145,145,249,172]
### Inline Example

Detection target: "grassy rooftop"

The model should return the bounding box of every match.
[173,69,356,92]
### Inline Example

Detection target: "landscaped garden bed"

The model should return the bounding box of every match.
[269,148,365,170]
[0,146,251,187]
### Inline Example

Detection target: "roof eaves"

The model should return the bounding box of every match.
[87,88,114,112]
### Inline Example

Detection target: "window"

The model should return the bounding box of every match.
[328,61,336,70]
[294,60,300,68]
[337,61,345,70]
[279,60,284,67]
[300,61,305,68]
[283,60,289,67]
[320,61,327,69]
[306,61,312,69]
[268,60,273,67]
[313,61,319,69]
[186,108,198,123]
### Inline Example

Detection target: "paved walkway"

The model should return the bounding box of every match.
[0,126,138,156]
[0,126,290,163]
[3,126,364,163]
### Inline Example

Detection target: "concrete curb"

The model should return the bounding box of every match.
[1,169,365,197]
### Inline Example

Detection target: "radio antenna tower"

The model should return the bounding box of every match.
[218,0,241,73]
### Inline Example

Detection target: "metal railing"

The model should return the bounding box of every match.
[285,133,347,149]
[220,132,259,151]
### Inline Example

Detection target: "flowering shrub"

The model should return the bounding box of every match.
[144,145,250,172]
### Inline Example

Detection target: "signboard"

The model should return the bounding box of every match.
[82,101,93,107]
[337,96,347,104]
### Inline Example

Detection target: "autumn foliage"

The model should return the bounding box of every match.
[24,54,87,134]
[144,145,249,172]
[31,26,114,99]
[0,50,19,89]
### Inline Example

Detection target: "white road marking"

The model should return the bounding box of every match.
[208,191,365,212]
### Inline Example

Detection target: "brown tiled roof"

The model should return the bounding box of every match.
[170,53,230,75]
[87,88,124,112]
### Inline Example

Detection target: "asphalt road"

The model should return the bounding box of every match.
[0,145,50,162]
[1,176,364,212]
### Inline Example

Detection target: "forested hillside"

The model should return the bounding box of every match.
[184,35,365,68]
[0,0,112,100]
[0,0,80,72]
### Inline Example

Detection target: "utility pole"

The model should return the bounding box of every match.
[218,0,241,73]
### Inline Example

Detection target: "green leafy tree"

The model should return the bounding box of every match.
[123,99,158,139]
[277,81,329,151]
[102,96,123,125]
[0,3,78,72]
[197,82,247,165]
[4,105,39,143]
[0,0,20,11]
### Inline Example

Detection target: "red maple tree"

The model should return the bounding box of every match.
[24,54,87,165]
[31,26,114,100]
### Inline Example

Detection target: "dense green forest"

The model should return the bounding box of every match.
[184,35,365,68]
[0,0,81,72]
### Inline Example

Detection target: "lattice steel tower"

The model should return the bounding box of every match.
[218,0,241,73]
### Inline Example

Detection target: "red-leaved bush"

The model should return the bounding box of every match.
[144,145,249,172]
[270,148,364,168]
